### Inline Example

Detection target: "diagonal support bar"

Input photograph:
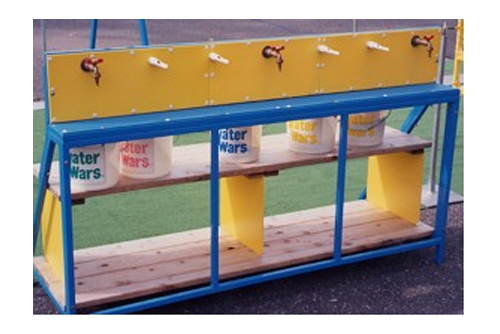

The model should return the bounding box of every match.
[33,138,56,254]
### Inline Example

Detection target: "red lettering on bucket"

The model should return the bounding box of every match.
[120,142,150,155]
[121,154,150,169]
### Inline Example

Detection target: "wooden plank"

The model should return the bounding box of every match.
[33,257,65,308]
[72,201,377,275]
[33,201,434,309]
[33,128,431,200]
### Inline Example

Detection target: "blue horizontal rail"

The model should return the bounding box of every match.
[49,84,459,149]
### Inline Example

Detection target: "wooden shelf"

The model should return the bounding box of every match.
[33,127,431,200]
[33,200,434,310]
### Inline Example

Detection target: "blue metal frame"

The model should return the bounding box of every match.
[89,19,99,49]
[89,19,149,49]
[137,19,149,46]
[434,100,460,264]
[210,130,220,288]
[58,145,77,314]
[334,116,349,260]
[33,138,55,253]
[400,105,431,134]
[33,66,460,314]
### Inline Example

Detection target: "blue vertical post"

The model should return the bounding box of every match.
[334,115,349,260]
[33,138,56,253]
[58,144,77,314]
[210,130,220,288]
[89,19,99,49]
[138,19,149,46]
[434,99,460,265]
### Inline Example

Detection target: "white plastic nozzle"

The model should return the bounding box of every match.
[148,57,168,69]
[318,45,340,56]
[209,52,230,65]
[366,41,390,52]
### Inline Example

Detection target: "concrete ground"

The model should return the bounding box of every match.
[32,20,463,314]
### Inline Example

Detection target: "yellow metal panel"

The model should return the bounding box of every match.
[46,28,440,123]
[220,176,264,255]
[210,37,320,105]
[47,45,209,122]
[41,192,65,287]
[320,29,441,92]
[367,152,425,224]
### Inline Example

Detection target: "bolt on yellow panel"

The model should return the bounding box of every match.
[220,176,264,255]
[367,152,425,224]
[41,192,65,290]
[47,45,210,122]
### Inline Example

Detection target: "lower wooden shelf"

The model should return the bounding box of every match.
[33,200,433,310]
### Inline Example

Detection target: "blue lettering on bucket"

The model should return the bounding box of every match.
[219,141,249,154]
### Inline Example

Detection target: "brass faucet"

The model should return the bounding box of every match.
[81,57,104,87]
[262,45,285,71]
[411,35,435,58]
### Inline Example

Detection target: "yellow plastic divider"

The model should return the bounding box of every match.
[220,176,265,255]
[41,192,65,285]
[367,151,425,224]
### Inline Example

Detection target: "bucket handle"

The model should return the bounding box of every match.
[348,111,392,131]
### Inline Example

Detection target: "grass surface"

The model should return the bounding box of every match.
[33,99,463,252]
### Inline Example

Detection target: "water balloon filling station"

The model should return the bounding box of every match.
[33,25,460,314]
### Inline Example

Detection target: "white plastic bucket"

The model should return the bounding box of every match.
[287,117,338,154]
[219,126,262,163]
[70,144,120,192]
[347,111,391,147]
[119,137,173,179]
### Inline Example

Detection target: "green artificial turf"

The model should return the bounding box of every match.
[33,97,464,252]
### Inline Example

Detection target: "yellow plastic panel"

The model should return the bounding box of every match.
[46,28,440,123]
[41,192,65,285]
[47,45,209,122]
[220,176,264,255]
[367,152,425,224]
[320,29,440,92]
[210,37,320,105]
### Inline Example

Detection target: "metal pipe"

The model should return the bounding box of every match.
[428,23,449,193]
[33,139,56,254]
[353,19,358,33]
[59,145,77,314]
[210,130,220,288]
[89,19,99,49]
[41,19,47,52]
[434,100,460,264]
[138,19,149,46]
[335,116,349,260]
